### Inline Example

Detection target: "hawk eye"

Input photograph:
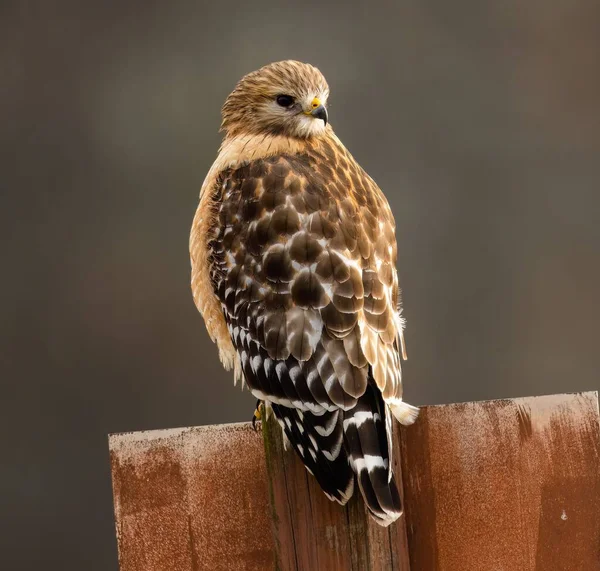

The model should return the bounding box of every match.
[276,94,295,108]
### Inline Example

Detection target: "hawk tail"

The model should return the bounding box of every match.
[271,404,355,504]
[343,379,402,527]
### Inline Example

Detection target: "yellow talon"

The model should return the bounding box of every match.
[252,400,263,431]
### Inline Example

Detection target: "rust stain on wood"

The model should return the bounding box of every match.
[401,392,600,571]
[110,392,600,570]
[110,424,275,571]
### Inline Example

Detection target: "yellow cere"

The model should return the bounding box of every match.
[304,97,322,114]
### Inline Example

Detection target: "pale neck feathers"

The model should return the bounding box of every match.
[200,128,341,197]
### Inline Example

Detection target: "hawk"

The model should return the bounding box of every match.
[190,61,418,526]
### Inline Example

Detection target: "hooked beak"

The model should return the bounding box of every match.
[311,104,328,126]
[304,97,328,125]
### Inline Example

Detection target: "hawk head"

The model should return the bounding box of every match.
[221,60,330,139]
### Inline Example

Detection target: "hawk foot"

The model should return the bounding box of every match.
[252,399,264,431]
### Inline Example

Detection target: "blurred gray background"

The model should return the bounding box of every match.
[1,0,599,569]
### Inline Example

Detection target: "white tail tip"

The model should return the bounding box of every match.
[387,399,420,426]
[369,509,403,527]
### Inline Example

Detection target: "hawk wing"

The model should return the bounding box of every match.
[207,138,415,524]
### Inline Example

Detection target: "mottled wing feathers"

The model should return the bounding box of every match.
[208,137,404,407]
[206,137,411,513]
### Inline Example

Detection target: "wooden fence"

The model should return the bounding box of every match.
[109,392,600,570]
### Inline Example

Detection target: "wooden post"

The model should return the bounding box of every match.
[400,393,600,570]
[109,392,600,570]
[261,407,410,571]
[109,423,275,570]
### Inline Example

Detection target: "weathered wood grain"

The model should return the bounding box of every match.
[401,392,600,571]
[262,408,411,571]
[109,423,275,571]
[109,392,600,571]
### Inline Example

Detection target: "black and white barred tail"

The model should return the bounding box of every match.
[343,380,403,526]
[271,378,406,527]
